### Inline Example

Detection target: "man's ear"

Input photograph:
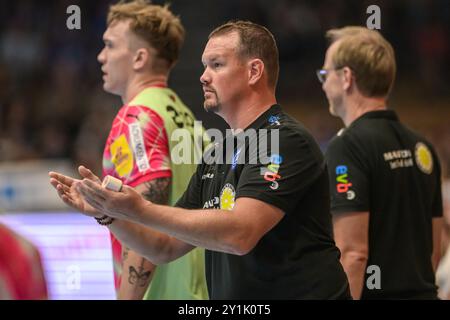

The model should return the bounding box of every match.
[248,58,264,86]
[341,66,353,91]
[133,48,149,71]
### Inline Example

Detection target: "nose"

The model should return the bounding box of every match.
[200,68,210,86]
[321,75,328,91]
[98,48,105,64]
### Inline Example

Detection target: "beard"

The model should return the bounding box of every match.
[203,92,221,113]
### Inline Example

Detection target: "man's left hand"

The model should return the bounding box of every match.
[76,178,148,222]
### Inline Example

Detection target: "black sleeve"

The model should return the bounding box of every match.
[431,146,443,218]
[236,128,324,214]
[325,135,370,213]
[175,164,203,209]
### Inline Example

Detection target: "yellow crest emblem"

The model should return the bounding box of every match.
[415,142,433,174]
[220,183,236,211]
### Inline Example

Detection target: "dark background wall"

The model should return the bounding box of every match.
[1,0,449,176]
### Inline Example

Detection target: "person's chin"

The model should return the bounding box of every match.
[204,100,219,113]
[102,82,111,92]
[328,100,338,116]
[103,83,117,95]
[328,105,336,116]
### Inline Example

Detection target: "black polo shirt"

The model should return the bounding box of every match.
[325,110,443,299]
[176,104,350,299]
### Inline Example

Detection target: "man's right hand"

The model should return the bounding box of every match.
[49,166,103,218]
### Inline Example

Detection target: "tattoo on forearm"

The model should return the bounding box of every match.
[128,259,152,287]
[141,177,171,205]
[123,177,169,287]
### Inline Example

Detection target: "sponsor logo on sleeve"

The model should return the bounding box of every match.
[260,154,283,190]
[335,165,355,200]
[129,123,150,173]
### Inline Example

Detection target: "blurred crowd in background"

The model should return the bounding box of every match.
[0,0,449,177]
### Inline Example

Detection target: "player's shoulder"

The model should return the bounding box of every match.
[326,126,365,158]
[272,111,324,159]
[400,123,435,149]
[405,127,441,164]
[271,111,314,142]
[117,104,165,127]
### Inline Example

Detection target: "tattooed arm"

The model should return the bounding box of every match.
[117,177,171,300]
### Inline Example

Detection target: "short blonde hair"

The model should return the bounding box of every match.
[107,0,185,70]
[326,26,396,98]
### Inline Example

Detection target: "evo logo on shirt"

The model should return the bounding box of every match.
[335,165,355,200]
[260,154,283,190]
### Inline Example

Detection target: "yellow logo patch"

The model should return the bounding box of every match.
[110,134,133,177]
[220,183,236,211]
[415,142,433,174]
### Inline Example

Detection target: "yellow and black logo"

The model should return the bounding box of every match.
[220,183,236,211]
[111,134,133,177]
[415,142,433,174]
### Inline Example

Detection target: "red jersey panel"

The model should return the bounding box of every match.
[102,105,172,290]
[0,224,48,299]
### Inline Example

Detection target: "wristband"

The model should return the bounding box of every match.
[95,215,115,226]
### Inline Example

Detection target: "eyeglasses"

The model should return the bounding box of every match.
[316,67,344,84]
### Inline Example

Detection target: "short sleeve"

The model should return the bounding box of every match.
[236,128,324,214]
[325,135,370,213]
[175,164,203,209]
[431,147,443,218]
